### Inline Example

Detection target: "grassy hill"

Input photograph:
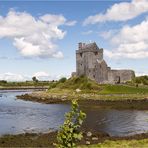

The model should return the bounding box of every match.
[48,76,148,95]
[17,76,148,108]
[49,76,101,91]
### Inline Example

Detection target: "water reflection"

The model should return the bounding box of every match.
[0,90,70,135]
[82,107,148,136]
[0,90,148,137]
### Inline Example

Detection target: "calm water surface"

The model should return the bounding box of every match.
[0,90,148,137]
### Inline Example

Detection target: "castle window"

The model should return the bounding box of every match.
[93,75,95,78]
[95,52,98,55]
[80,53,82,57]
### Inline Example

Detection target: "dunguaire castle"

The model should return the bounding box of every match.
[72,42,135,84]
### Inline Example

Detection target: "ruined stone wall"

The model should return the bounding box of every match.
[95,60,108,83]
[75,42,135,84]
[108,70,135,84]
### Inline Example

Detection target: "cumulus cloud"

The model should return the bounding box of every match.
[0,72,26,82]
[0,10,76,58]
[100,30,115,39]
[33,71,50,81]
[104,19,148,59]
[33,71,70,81]
[83,0,148,25]
[0,71,70,82]
[136,71,148,76]
[65,20,77,26]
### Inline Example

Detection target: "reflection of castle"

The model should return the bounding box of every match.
[72,42,135,84]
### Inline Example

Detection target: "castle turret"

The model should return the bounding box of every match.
[76,42,104,80]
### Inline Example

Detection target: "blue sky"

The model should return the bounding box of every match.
[0,0,148,81]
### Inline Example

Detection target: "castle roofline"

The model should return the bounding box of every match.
[78,42,104,53]
[82,42,97,49]
[78,42,99,50]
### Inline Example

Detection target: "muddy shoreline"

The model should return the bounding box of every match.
[17,93,148,110]
[1,130,148,147]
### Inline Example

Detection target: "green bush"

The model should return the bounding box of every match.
[59,77,67,83]
[49,82,58,89]
[132,75,148,85]
[55,100,86,148]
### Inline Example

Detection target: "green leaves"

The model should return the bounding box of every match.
[55,100,86,148]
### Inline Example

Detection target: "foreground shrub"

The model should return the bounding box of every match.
[59,77,67,83]
[55,100,86,148]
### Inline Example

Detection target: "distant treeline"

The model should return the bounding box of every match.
[0,80,51,86]
[128,75,148,86]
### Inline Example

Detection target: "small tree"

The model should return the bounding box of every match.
[55,100,86,148]
[32,76,38,83]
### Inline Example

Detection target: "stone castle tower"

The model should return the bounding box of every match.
[74,42,135,84]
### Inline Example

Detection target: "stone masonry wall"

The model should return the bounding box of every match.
[75,42,135,84]
[108,70,135,84]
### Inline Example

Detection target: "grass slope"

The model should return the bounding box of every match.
[49,76,101,92]
[100,84,148,94]
[49,76,148,95]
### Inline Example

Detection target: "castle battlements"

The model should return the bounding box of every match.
[73,42,135,84]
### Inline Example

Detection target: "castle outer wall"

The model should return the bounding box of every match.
[108,70,135,84]
[74,42,135,84]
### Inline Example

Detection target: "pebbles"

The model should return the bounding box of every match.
[87,131,92,137]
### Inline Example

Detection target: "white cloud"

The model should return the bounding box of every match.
[104,19,148,59]
[39,14,66,25]
[0,71,70,82]
[33,71,49,77]
[0,72,25,82]
[65,20,77,26]
[83,0,148,25]
[136,71,148,76]
[0,10,76,59]
[33,71,70,81]
[33,71,50,81]
[100,30,115,39]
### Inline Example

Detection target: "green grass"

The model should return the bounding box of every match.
[99,84,148,94]
[49,76,101,91]
[0,81,50,87]
[79,139,148,148]
[48,76,148,95]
